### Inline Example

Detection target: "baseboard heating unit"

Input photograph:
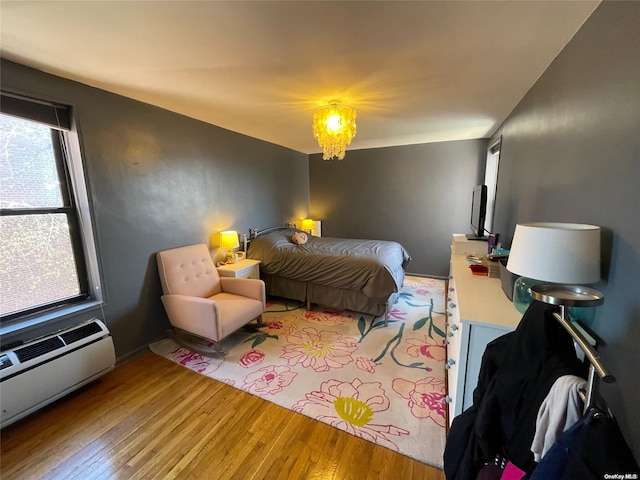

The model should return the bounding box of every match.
[0,318,116,428]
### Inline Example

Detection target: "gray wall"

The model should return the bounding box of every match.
[492,2,640,456]
[1,59,309,360]
[309,140,487,276]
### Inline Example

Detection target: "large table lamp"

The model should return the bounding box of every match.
[507,222,612,411]
[506,222,601,313]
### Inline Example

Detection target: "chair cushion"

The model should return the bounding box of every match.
[157,244,222,298]
[210,293,264,338]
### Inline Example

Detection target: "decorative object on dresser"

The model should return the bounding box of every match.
[156,244,265,357]
[506,222,601,314]
[446,235,521,425]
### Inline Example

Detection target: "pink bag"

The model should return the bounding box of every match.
[500,461,526,480]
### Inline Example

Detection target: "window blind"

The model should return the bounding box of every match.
[1,92,72,131]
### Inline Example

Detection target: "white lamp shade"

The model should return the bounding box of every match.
[219,230,239,250]
[506,222,601,284]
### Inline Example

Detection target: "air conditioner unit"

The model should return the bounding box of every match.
[0,318,116,428]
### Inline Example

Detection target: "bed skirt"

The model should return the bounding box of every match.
[262,273,400,318]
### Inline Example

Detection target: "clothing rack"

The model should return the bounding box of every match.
[553,305,615,415]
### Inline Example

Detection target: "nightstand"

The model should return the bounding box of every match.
[216,258,261,279]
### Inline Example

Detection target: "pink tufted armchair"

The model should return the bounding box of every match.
[156,243,265,356]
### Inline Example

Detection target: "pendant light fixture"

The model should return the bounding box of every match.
[312,101,357,160]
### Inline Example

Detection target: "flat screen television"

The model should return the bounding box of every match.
[467,184,488,240]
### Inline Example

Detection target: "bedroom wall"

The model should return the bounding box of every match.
[0,59,309,360]
[492,2,640,455]
[309,139,488,277]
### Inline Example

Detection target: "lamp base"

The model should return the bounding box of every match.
[512,277,541,314]
[514,280,600,323]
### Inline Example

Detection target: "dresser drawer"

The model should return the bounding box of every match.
[446,278,462,423]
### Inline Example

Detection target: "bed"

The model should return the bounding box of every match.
[246,227,411,324]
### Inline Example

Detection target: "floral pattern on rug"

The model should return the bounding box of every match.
[292,378,409,450]
[149,275,447,468]
[280,327,358,372]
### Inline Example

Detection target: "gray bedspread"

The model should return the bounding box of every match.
[247,229,411,299]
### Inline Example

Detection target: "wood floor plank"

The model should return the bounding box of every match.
[0,351,445,480]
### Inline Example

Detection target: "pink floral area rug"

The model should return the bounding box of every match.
[149,275,447,468]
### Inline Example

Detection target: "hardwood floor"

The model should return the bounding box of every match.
[1,351,446,480]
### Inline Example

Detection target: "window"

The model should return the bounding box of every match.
[483,138,501,235]
[0,92,101,327]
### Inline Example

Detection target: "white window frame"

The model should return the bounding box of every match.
[484,138,501,235]
[0,92,102,335]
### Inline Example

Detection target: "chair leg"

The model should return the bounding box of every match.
[210,341,226,357]
[169,328,227,358]
[255,315,267,327]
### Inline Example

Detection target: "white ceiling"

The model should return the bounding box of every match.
[1,1,600,155]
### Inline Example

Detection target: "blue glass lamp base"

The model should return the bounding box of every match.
[513,277,540,314]
[512,277,597,324]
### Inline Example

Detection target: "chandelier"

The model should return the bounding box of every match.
[312,101,357,160]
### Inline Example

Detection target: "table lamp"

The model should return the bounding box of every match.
[301,218,315,234]
[506,222,601,313]
[508,223,610,410]
[220,230,240,263]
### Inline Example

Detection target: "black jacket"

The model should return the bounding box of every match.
[444,301,587,480]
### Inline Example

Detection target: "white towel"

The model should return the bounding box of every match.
[531,374,587,462]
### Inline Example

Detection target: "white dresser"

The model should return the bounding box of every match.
[216,259,261,279]
[446,235,522,425]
